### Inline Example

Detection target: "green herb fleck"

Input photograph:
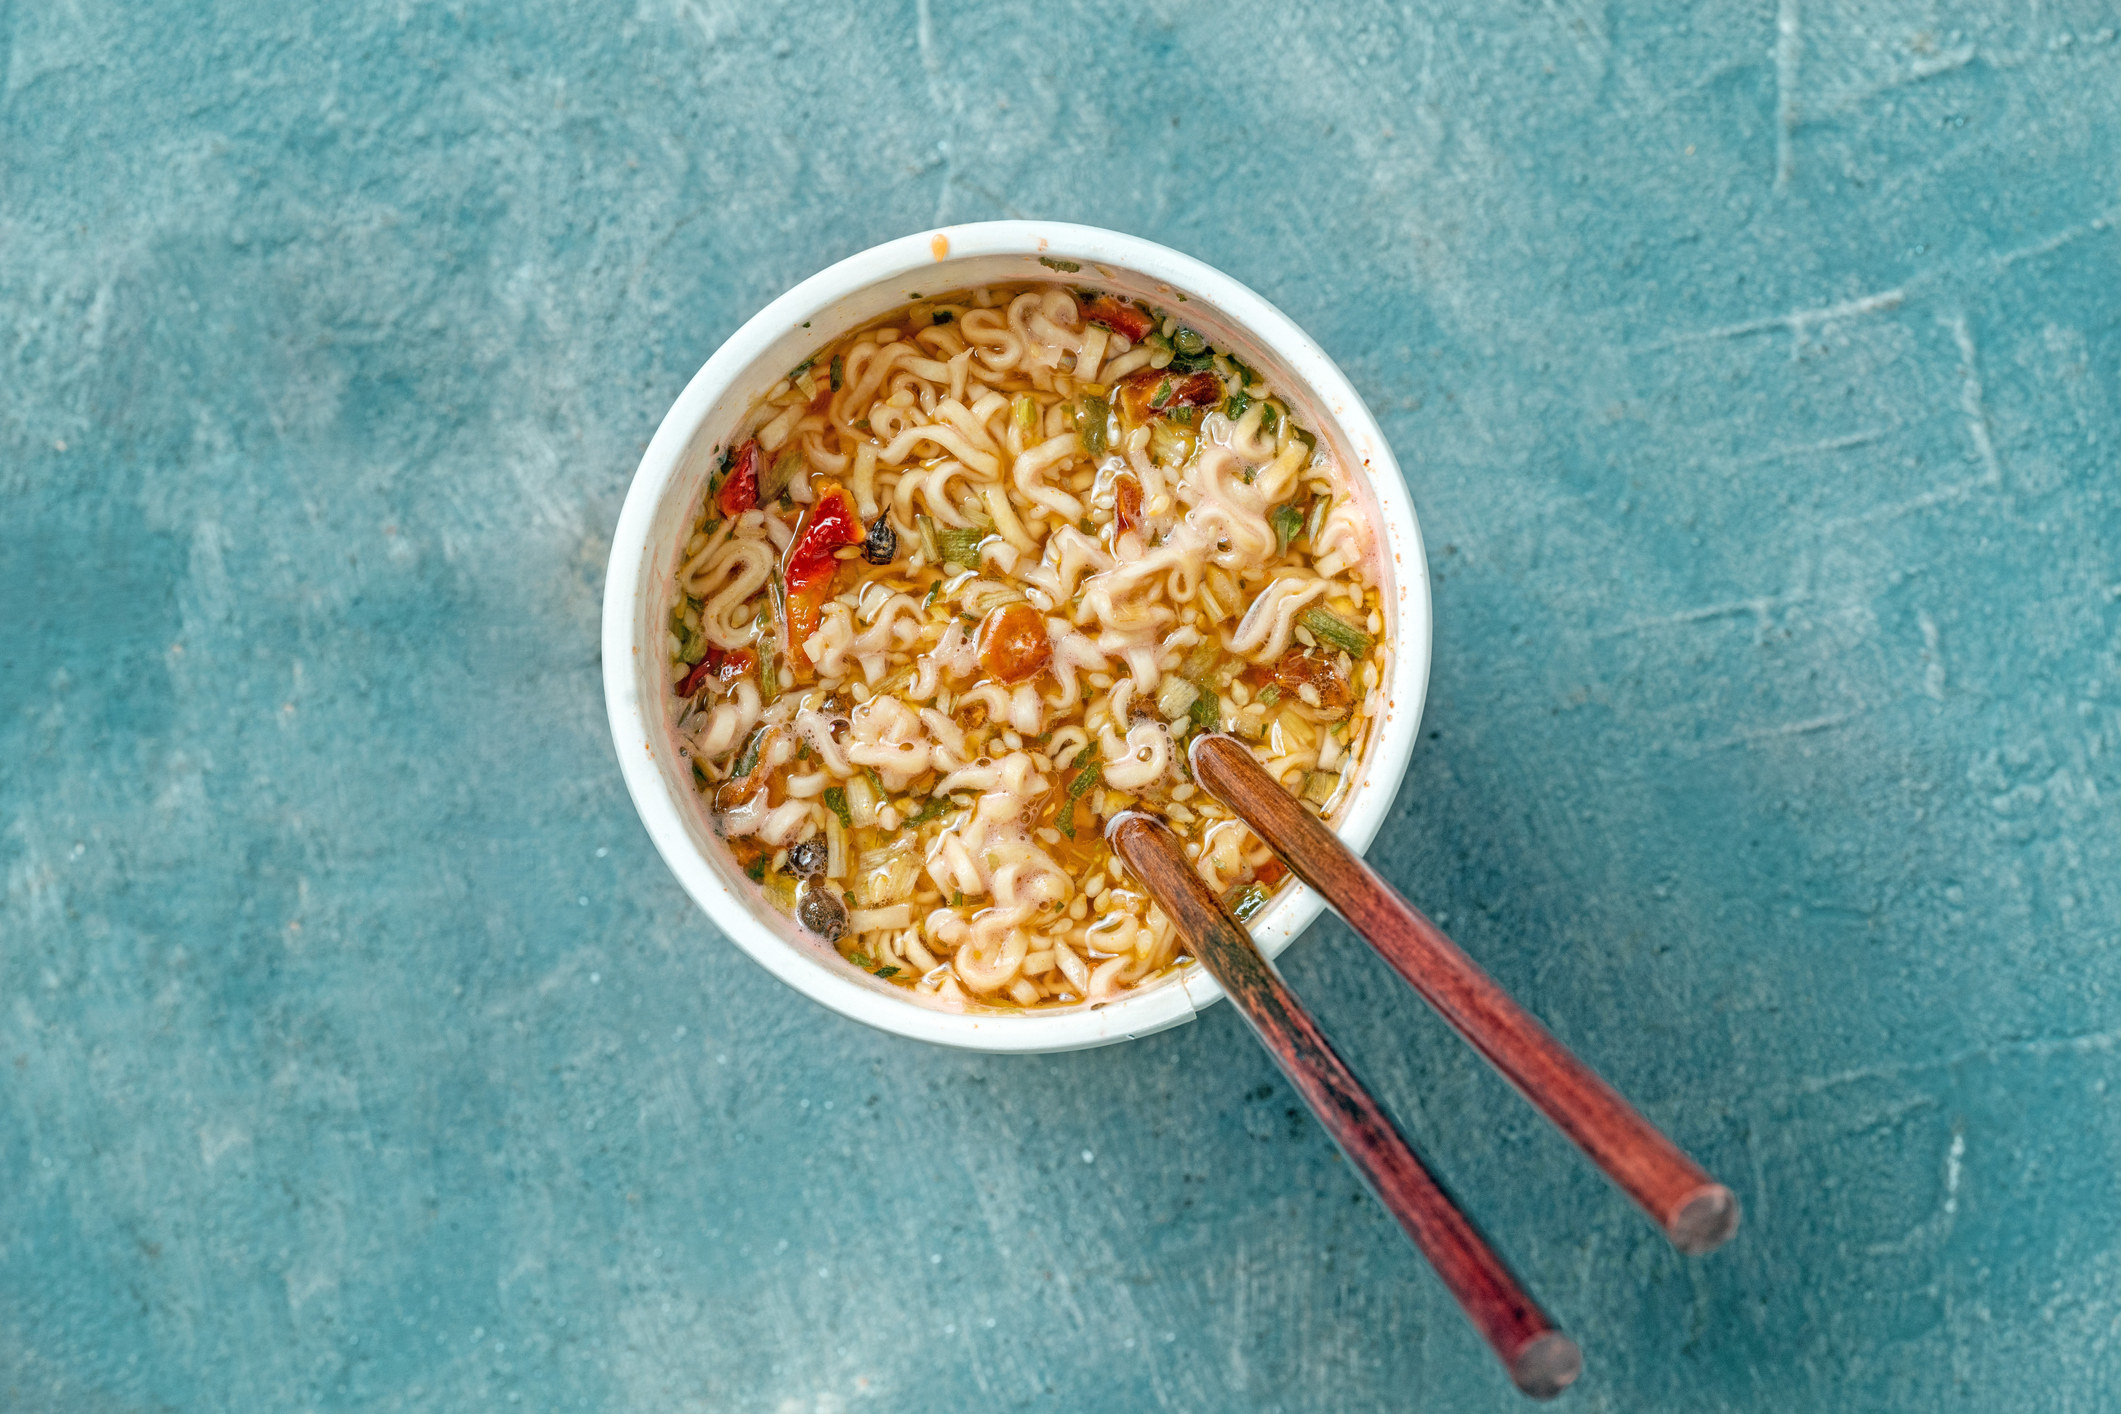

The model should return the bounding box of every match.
[1038,256,1082,272]
[1258,684,1282,707]
[745,856,769,883]
[823,787,852,830]
[829,354,844,391]
[1260,404,1281,437]
[1225,390,1252,421]
[1077,395,1110,457]
[1271,502,1306,556]
[923,579,944,609]
[951,890,965,907]
[1189,689,1220,730]
[849,950,874,968]
[1058,749,1103,839]
[932,310,953,324]
[907,796,952,826]
[789,355,816,378]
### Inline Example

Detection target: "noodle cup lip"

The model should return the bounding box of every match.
[604,221,1432,1054]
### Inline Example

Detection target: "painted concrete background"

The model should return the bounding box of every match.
[6,1,2120,1409]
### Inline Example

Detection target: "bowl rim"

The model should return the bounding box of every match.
[602,221,1431,1053]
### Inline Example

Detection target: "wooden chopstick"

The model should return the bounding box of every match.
[1189,733,1741,1255]
[1109,810,1583,1400]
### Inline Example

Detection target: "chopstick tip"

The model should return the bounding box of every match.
[1671,1184,1742,1255]
[1509,1332,1582,1399]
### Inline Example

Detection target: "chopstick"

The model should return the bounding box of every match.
[1109,811,1583,1400]
[1189,733,1741,1256]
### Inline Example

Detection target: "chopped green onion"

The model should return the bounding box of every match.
[1013,394,1039,436]
[758,651,780,705]
[1224,882,1269,922]
[850,950,875,968]
[936,527,983,568]
[732,726,767,778]
[1270,502,1305,556]
[1260,404,1280,436]
[1038,256,1081,272]
[907,796,952,826]
[915,513,941,563]
[951,890,964,907]
[1257,684,1282,707]
[1179,640,1221,685]
[1189,689,1220,730]
[788,356,816,378]
[933,310,953,324]
[1299,607,1374,656]
[745,855,769,883]
[758,447,801,503]
[1145,331,1174,359]
[763,872,797,912]
[1302,771,1339,806]
[1225,389,1252,421]
[1077,395,1110,457]
[823,787,852,829]
[874,965,900,978]
[1173,327,1207,356]
[829,355,844,391]
[1147,420,1191,467]
[1293,427,1318,463]
[923,580,944,609]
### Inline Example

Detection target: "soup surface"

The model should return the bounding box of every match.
[667,281,1385,1009]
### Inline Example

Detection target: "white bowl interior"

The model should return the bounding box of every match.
[605,224,1431,1052]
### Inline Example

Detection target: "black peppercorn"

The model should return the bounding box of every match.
[862,512,897,566]
[797,882,848,941]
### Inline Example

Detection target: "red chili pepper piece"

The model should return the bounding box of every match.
[783,480,863,668]
[1271,647,1353,713]
[1116,368,1222,423]
[1081,296,1155,342]
[717,440,760,517]
[1113,473,1144,536]
[677,654,718,697]
[975,602,1052,685]
[676,645,755,697]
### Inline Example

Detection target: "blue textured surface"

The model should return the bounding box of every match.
[7,2,2120,1409]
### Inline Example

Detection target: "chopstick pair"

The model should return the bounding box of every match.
[1108,734,1740,1399]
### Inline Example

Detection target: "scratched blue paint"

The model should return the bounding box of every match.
[5,1,2120,1409]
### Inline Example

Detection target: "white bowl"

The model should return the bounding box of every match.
[602,222,1431,1053]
